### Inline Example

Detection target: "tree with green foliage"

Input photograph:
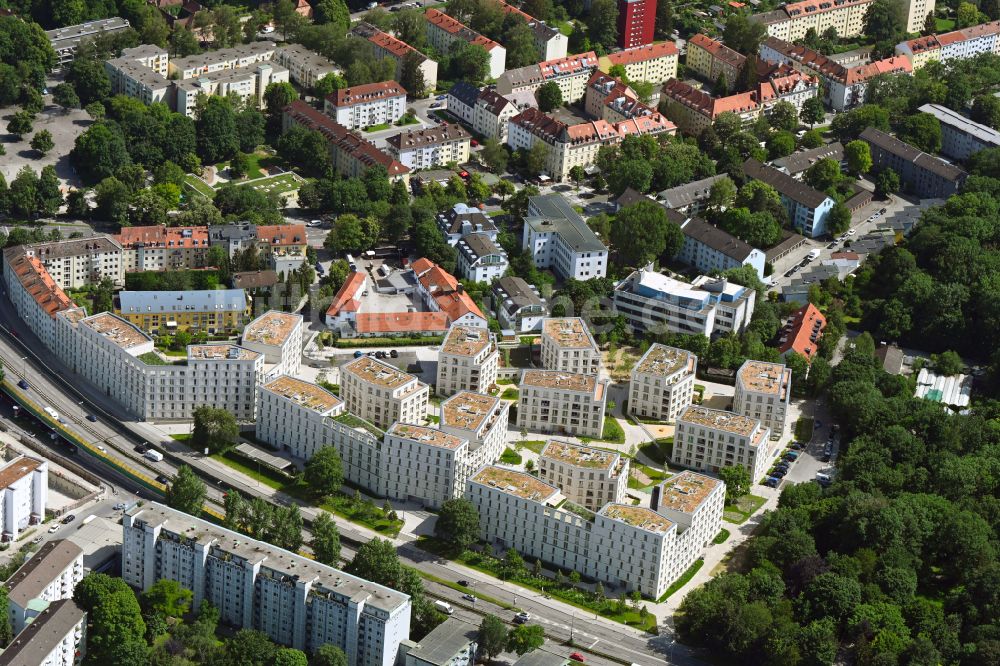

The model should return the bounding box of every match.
[874,167,900,198]
[346,538,404,587]
[480,138,509,174]
[767,131,797,160]
[273,648,309,666]
[766,100,798,132]
[827,202,852,236]
[195,96,239,164]
[71,123,131,184]
[276,125,332,178]
[263,81,299,138]
[719,207,782,248]
[897,112,942,153]
[800,96,825,127]
[718,465,751,503]
[957,0,983,26]
[311,511,342,566]
[525,141,549,178]
[933,350,964,375]
[74,573,146,666]
[799,128,824,149]
[536,81,563,111]
[225,629,277,666]
[723,13,767,54]
[435,498,480,551]
[400,51,428,98]
[166,464,207,516]
[139,579,193,620]
[708,175,737,210]
[972,94,1000,129]
[612,199,684,267]
[507,624,545,655]
[863,0,904,42]
[191,405,239,454]
[314,0,351,31]
[94,176,131,224]
[312,645,349,666]
[0,585,10,646]
[304,446,344,498]
[844,139,872,175]
[805,157,842,191]
[587,0,619,48]
[478,615,508,659]
[7,111,33,138]
[450,41,491,84]
[52,83,79,112]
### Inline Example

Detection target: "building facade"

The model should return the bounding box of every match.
[386,125,472,170]
[324,81,407,130]
[5,539,84,635]
[241,310,303,380]
[351,22,439,91]
[686,34,745,85]
[340,356,430,429]
[861,127,968,198]
[0,599,86,666]
[518,370,608,438]
[743,158,835,237]
[455,233,509,283]
[437,325,500,396]
[114,289,249,335]
[734,360,792,440]
[674,405,774,481]
[497,52,599,102]
[538,440,629,511]
[628,344,697,422]
[522,194,609,280]
[425,8,506,78]
[0,456,47,543]
[918,103,1000,159]
[598,41,679,85]
[274,43,339,89]
[256,376,344,459]
[492,277,547,332]
[540,317,601,375]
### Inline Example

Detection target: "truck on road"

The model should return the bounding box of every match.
[144,449,164,462]
[433,600,454,615]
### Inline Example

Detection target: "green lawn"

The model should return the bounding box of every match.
[363,122,392,132]
[519,440,546,454]
[500,448,522,465]
[639,438,672,465]
[658,559,704,602]
[936,17,956,30]
[713,528,731,544]
[501,387,519,401]
[184,175,215,199]
[600,417,625,443]
[396,114,420,127]
[795,417,814,442]
[723,494,767,524]
[229,172,302,195]
[215,152,281,181]
[138,352,168,365]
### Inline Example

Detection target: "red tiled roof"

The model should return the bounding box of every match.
[539,51,598,78]
[356,311,451,334]
[604,41,678,66]
[414,257,485,322]
[326,272,366,317]
[256,224,307,247]
[425,8,501,50]
[329,81,406,107]
[7,254,73,318]
[411,257,435,276]
[689,34,745,69]
[778,303,826,361]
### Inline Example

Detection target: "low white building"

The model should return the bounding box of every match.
[628,344,697,422]
[540,317,600,375]
[400,618,479,666]
[455,233,508,283]
[492,277,547,333]
[256,376,344,459]
[123,503,412,665]
[537,440,628,512]
[734,360,792,440]
[340,356,429,430]
[5,539,84,635]
[386,124,472,170]
[522,194,608,281]
[324,81,407,130]
[436,324,500,396]
[674,405,775,481]
[241,310,304,381]
[0,599,86,666]
[518,370,608,438]
[0,455,47,542]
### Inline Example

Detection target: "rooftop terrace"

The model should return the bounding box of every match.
[738,360,789,396]
[657,471,722,513]
[188,345,260,361]
[542,318,598,350]
[540,440,617,470]
[82,312,151,349]
[343,356,416,388]
[601,504,674,534]
[472,466,560,503]
[635,344,694,377]
[263,376,341,414]
[388,423,466,450]
[441,325,493,357]
[521,370,597,393]
[242,311,301,346]
[680,405,759,437]
[441,391,502,433]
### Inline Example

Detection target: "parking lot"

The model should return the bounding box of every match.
[1,102,93,187]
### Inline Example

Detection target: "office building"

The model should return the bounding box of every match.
[240,310,304,380]
[598,41,679,85]
[742,158,835,237]
[5,539,84,635]
[324,81,407,130]
[917,103,1000,159]
[497,52,599,102]
[617,0,656,49]
[861,127,968,198]
[386,124,472,170]
[0,456,47,543]
[399,618,479,666]
[521,194,608,280]
[256,376,344,459]
[538,440,628,511]
[114,289,250,335]
[274,43,339,89]
[439,391,510,472]
[351,22,439,91]
[48,17,130,68]
[518,370,609,438]
[778,302,826,361]
[123,503,412,665]
[612,269,757,337]
[0,599,86,666]
[734,360,792,439]
[674,405,774,481]
[455,233,508,283]
[425,8,506,78]
[686,34,745,84]
[540,317,600,375]
[628,344,697,422]
[340,356,429,429]
[436,325,500,396]
[492,277,547,332]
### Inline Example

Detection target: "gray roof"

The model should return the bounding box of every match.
[876,343,904,375]
[46,17,129,49]
[501,63,544,89]
[752,9,790,24]
[447,81,481,110]
[0,599,85,666]
[771,142,845,175]
[387,123,471,150]
[680,217,758,261]
[743,158,833,209]
[917,104,1000,145]
[407,618,478,666]
[26,236,122,259]
[118,289,247,314]
[169,41,278,73]
[275,43,338,73]
[5,540,82,607]
[513,652,570,666]
[438,203,497,235]
[860,127,968,183]
[658,174,730,208]
[493,276,544,313]
[232,270,279,289]
[526,194,607,253]
[209,223,257,242]
[458,233,505,262]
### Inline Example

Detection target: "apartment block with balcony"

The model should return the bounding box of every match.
[598,41,679,84]
[0,599,86,666]
[518,370,608,438]
[628,344,697,422]
[425,8,506,78]
[734,360,792,440]
[538,440,628,511]
[674,405,775,481]
[324,81,407,130]
[241,310,304,380]
[256,376,344,459]
[492,276,548,333]
[351,22,439,91]
[0,456,47,543]
[436,324,500,396]
[386,124,472,170]
[383,424,469,509]
[5,539,83,635]
[439,391,510,472]
[340,356,429,429]
[540,317,600,375]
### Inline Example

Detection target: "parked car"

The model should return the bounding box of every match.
[461,593,476,602]
[390,349,399,358]
[134,443,148,453]
[32,535,43,544]
[62,514,76,524]
[771,469,787,478]
[155,475,169,484]
[48,524,60,533]
[514,612,530,624]
[816,472,832,486]
[764,477,780,488]
[470,139,479,147]
[436,94,447,100]
[113,503,127,511]
[847,228,857,236]
[86,414,97,422]
[826,241,838,249]
[569,653,585,663]
[790,442,804,450]
[354,350,364,358]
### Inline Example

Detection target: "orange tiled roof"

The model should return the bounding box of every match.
[778,302,826,361]
[256,224,307,247]
[326,271,366,317]
[329,80,406,107]
[415,258,485,322]
[425,8,501,50]
[411,257,435,276]
[356,311,451,334]
[604,41,678,66]
[8,254,73,318]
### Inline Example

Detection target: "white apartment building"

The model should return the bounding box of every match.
[0,599,86,666]
[629,344,697,422]
[497,52,599,102]
[174,62,288,118]
[105,44,171,105]
[474,89,520,142]
[274,43,339,89]
[386,124,472,170]
[340,356,429,429]
[241,310,303,381]
[436,202,499,246]
[918,102,1000,160]
[115,225,211,272]
[754,0,928,41]
[439,391,510,473]
[598,41,679,84]
[123,503,412,666]
[455,233,508,283]
[734,360,792,440]
[5,539,84,635]
[436,324,500,396]
[256,376,345,459]
[537,440,628,511]
[47,16,130,68]
[492,277,547,333]
[522,194,608,280]
[324,81,407,130]
[518,370,608,438]
[21,237,124,289]
[612,270,757,337]
[0,455,47,542]
[383,424,469,509]
[351,22,439,92]
[896,21,1000,69]
[495,0,568,60]
[674,405,775,481]
[540,317,600,375]
[425,8,506,78]
[650,471,726,575]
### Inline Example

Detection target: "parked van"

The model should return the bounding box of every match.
[807,249,821,261]
[144,449,164,462]
[434,600,454,615]
[815,472,832,486]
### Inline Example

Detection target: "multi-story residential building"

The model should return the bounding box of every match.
[674,405,774,480]
[172,59,289,119]
[656,174,729,215]
[742,158,835,237]
[436,203,498,245]
[649,470,726,574]
[896,19,1000,68]
[522,194,609,280]
[105,44,172,105]
[274,43,339,89]
[772,142,846,178]
[48,17,130,68]
[494,0,569,60]
[425,8,506,78]
[4,251,82,352]
[386,124,472,170]
[115,225,211,272]
[917,103,1000,159]
[439,391,510,472]
[445,80,480,125]
[123,503,412,665]
[686,34,745,85]
[0,455,47,542]
[584,72,637,119]
[167,41,278,79]
[497,52,600,102]
[437,324,500,396]
[455,233,508,283]
[734,360,792,439]
[518,370,609,438]
[5,540,84,635]
[613,269,757,337]
[473,88,521,141]
[778,302,826,361]
[324,81,408,130]
[114,289,249,335]
[340,356,429,429]
[400,618,479,666]
[351,22,440,91]
[538,440,629,511]
[413,258,488,328]
[598,41,679,85]
[492,276,548,332]
[629,344,697,422]
[618,0,656,48]
[861,127,968,198]
[255,224,309,276]
[283,100,410,180]
[0,599,86,666]
[20,236,124,289]
[753,0,928,41]
[241,310,303,380]
[383,424,469,509]
[540,317,600,375]
[256,376,344,459]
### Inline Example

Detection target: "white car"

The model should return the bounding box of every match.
[48,524,59,533]
[847,228,857,236]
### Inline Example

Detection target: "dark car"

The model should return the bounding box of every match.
[764,477,780,488]
[156,475,169,484]
[61,514,76,524]
[826,241,837,249]
[390,349,399,358]
[85,414,97,422]
[771,469,788,478]
[774,463,790,472]
[790,442,804,450]
[17,379,28,390]
[821,453,832,463]
[457,579,469,587]
[134,443,148,454]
